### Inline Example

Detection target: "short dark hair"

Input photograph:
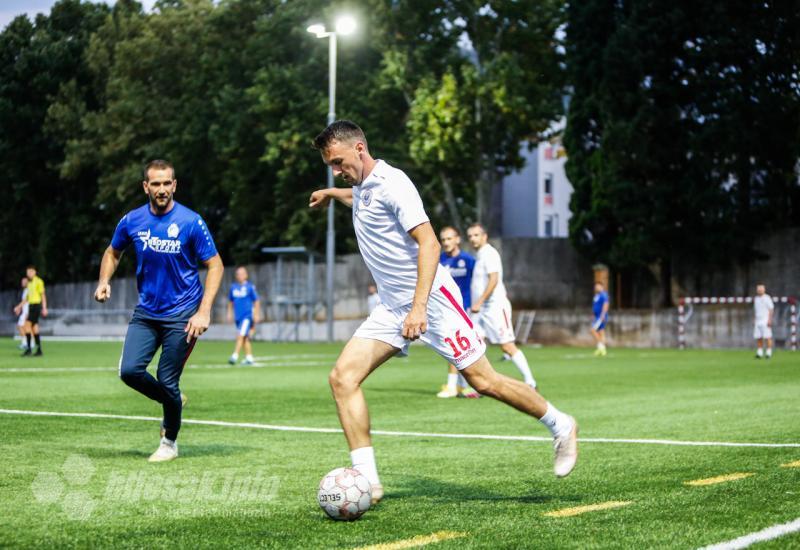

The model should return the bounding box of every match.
[440,225,460,236]
[312,120,368,151]
[143,159,175,181]
[26,264,36,271]
[467,222,487,235]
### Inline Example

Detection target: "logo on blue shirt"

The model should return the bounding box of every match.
[137,228,182,254]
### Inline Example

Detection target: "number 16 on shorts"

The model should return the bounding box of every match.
[441,329,483,368]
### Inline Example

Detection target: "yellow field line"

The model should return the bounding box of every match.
[781,460,800,468]
[353,531,468,550]
[684,472,754,486]
[543,500,633,518]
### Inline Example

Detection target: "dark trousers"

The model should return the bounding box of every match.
[119,307,197,441]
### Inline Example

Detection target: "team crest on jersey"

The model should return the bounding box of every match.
[167,223,180,238]
[137,228,182,254]
[361,190,372,206]
[458,259,465,267]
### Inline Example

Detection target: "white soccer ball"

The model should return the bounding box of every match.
[317,467,372,521]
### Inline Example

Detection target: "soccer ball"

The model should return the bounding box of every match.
[317,467,372,520]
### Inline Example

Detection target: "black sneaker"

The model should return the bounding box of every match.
[21,347,31,357]
[33,348,43,356]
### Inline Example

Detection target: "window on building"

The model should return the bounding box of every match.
[544,172,554,205]
[544,216,554,237]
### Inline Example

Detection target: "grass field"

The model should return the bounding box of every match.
[0,338,798,549]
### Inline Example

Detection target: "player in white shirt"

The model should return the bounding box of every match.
[753,284,775,359]
[309,121,578,504]
[367,283,381,314]
[13,277,30,349]
[466,223,537,388]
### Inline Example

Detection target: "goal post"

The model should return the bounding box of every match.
[678,296,797,351]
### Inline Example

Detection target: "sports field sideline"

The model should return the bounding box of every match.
[1,339,798,549]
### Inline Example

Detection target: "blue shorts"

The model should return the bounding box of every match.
[235,317,253,337]
[592,317,607,331]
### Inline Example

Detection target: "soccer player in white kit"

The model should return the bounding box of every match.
[753,284,775,359]
[309,121,578,504]
[466,223,537,388]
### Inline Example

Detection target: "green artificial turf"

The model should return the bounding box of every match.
[0,339,798,548]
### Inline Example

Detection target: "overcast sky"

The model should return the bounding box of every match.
[1,0,157,30]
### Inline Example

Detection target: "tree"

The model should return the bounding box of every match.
[564,0,800,306]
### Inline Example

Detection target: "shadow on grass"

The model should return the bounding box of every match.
[388,475,583,505]
[85,443,258,459]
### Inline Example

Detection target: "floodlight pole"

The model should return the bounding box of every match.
[325,32,337,343]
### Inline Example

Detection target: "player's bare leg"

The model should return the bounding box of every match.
[241,336,254,365]
[766,337,773,358]
[329,336,397,502]
[756,337,764,359]
[500,341,537,388]
[229,335,245,364]
[461,355,578,477]
[591,328,607,356]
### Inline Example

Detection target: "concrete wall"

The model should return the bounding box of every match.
[526,304,796,349]
[1,229,797,347]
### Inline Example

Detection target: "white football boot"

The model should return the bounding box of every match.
[148,437,178,463]
[553,416,579,478]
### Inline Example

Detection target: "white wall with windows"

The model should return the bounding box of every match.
[501,134,573,238]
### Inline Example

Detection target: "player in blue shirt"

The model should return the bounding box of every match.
[591,282,610,356]
[227,266,261,365]
[435,226,480,399]
[94,159,224,462]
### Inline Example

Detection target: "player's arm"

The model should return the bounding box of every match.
[185,254,224,341]
[253,299,263,323]
[41,286,48,317]
[309,187,353,209]
[94,246,124,302]
[767,301,774,327]
[226,301,233,323]
[602,301,610,320]
[403,222,440,340]
[471,273,499,313]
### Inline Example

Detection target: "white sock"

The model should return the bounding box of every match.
[511,350,536,387]
[446,373,458,391]
[160,437,176,447]
[598,342,606,351]
[351,446,380,486]
[245,354,254,361]
[457,373,468,388]
[766,348,772,357]
[231,352,239,360]
[756,348,763,357]
[539,403,573,438]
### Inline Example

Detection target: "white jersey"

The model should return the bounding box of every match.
[351,160,451,310]
[753,294,774,325]
[470,243,507,308]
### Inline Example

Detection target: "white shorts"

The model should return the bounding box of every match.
[354,280,486,370]
[754,324,772,340]
[475,298,516,345]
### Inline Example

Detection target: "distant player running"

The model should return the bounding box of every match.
[19,266,47,356]
[591,282,609,356]
[753,284,774,359]
[94,159,223,462]
[227,266,261,365]
[436,226,480,399]
[13,276,30,350]
[309,121,578,504]
[467,223,537,388]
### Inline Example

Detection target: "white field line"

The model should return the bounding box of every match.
[699,517,800,550]
[0,360,329,373]
[1,409,799,448]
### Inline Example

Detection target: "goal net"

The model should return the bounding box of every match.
[678,296,797,350]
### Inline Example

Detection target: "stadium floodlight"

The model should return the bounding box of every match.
[335,15,357,36]
[307,15,358,342]
[306,24,327,38]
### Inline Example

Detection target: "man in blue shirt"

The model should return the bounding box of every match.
[591,282,610,356]
[94,159,224,462]
[227,266,261,365]
[435,226,480,399]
